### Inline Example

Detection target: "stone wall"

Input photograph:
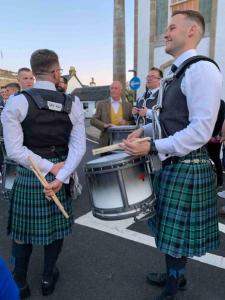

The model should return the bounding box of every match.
[0,69,18,87]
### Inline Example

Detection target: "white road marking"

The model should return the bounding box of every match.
[75,212,225,270]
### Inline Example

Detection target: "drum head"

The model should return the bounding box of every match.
[86,152,131,169]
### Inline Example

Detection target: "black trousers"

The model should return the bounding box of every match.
[206,142,223,187]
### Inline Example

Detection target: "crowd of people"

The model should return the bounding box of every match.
[0,8,224,300]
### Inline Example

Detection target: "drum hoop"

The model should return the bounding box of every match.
[92,194,155,214]
[108,125,137,132]
[85,156,147,173]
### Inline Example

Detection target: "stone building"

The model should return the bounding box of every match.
[134,0,225,98]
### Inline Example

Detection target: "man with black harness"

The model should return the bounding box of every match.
[1,49,86,298]
[132,67,163,126]
[122,10,222,300]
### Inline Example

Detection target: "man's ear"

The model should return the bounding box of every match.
[188,24,198,38]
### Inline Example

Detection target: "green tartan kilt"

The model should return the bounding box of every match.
[8,158,73,245]
[149,150,219,257]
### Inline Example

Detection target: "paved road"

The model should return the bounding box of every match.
[1,140,225,300]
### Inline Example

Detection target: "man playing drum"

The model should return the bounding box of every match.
[122,10,222,300]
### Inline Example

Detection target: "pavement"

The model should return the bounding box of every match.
[1,125,225,299]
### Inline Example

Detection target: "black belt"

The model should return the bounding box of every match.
[162,147,206,167]
[27,145,68,159]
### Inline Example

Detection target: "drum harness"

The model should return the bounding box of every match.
[151,55,221,167]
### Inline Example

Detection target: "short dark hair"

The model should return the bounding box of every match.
[60,76,68,84]
[1,86,6,89]
[30,49,59,75]
[5,82,20,91]
[18,67,32,74]
[150,67,163,78]
[172,10,205,35]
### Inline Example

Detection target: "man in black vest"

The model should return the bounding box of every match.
[1,49,86,298]
[122,10,222,300]
[132,67,163,126]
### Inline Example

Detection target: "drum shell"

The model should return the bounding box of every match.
[85,153,155,220]
[108,125,137,145]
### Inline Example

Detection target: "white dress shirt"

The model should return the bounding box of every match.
[1,81,86,183]
[144,49,223,160]
[111,97,122,113]
[145,87,159,119]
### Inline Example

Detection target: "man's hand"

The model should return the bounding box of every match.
[104,123,113,128]
[138,107,147,117]
[120,138,150,156]
[44,179,63,199]
[132,107,139,115]
[50,162,64,176]
[127,128,144,140]
[118,119,127,125]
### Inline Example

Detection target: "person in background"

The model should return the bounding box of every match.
[5,82,20,99]
[206,100,225,190]
[91,80,134,147]
[56,75,68,92]
[132,67,163,126]
[17,68,34,90]
[122,10,222,300]
[0,86,7,107]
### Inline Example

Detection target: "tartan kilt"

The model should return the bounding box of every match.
[149,150,219,257]
[7,158,73,245]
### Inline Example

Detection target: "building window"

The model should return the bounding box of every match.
[170,0,199,11]
[170,0,211,33]
[83,103,89,110]
[199,0,211,33]
[156,0,168,38]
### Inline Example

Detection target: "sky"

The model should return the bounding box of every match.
[0,0,134,86]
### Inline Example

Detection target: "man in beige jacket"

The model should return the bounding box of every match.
[91,81,134,147]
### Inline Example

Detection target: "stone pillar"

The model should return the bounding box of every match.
[113,0,126,93]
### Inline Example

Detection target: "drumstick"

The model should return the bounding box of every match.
[28,157,69,219]
[92,137,151,156]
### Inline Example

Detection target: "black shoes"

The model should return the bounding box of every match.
[19,282,31,299]
[146,272,187,290]
[155,291,177,300]
[41,267,60,296]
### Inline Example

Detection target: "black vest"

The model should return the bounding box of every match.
[137,89,159,124]
[160,74,189,137]
[21,89,73,158]
[160,55,220,138]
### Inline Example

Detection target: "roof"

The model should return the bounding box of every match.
[63,74,83,87]
[72,85,110,102]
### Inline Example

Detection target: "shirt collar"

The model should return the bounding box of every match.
[173,49,197,69]
[110,97,122,104]
[34,81,56,91]
[149,87,159,94]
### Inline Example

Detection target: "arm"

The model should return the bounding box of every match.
[90,101,107,131]
[1,95,54,175]
[55,96,86,183]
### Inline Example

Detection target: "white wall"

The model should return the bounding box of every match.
[136,0,150,97]
[67,76,82,94]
